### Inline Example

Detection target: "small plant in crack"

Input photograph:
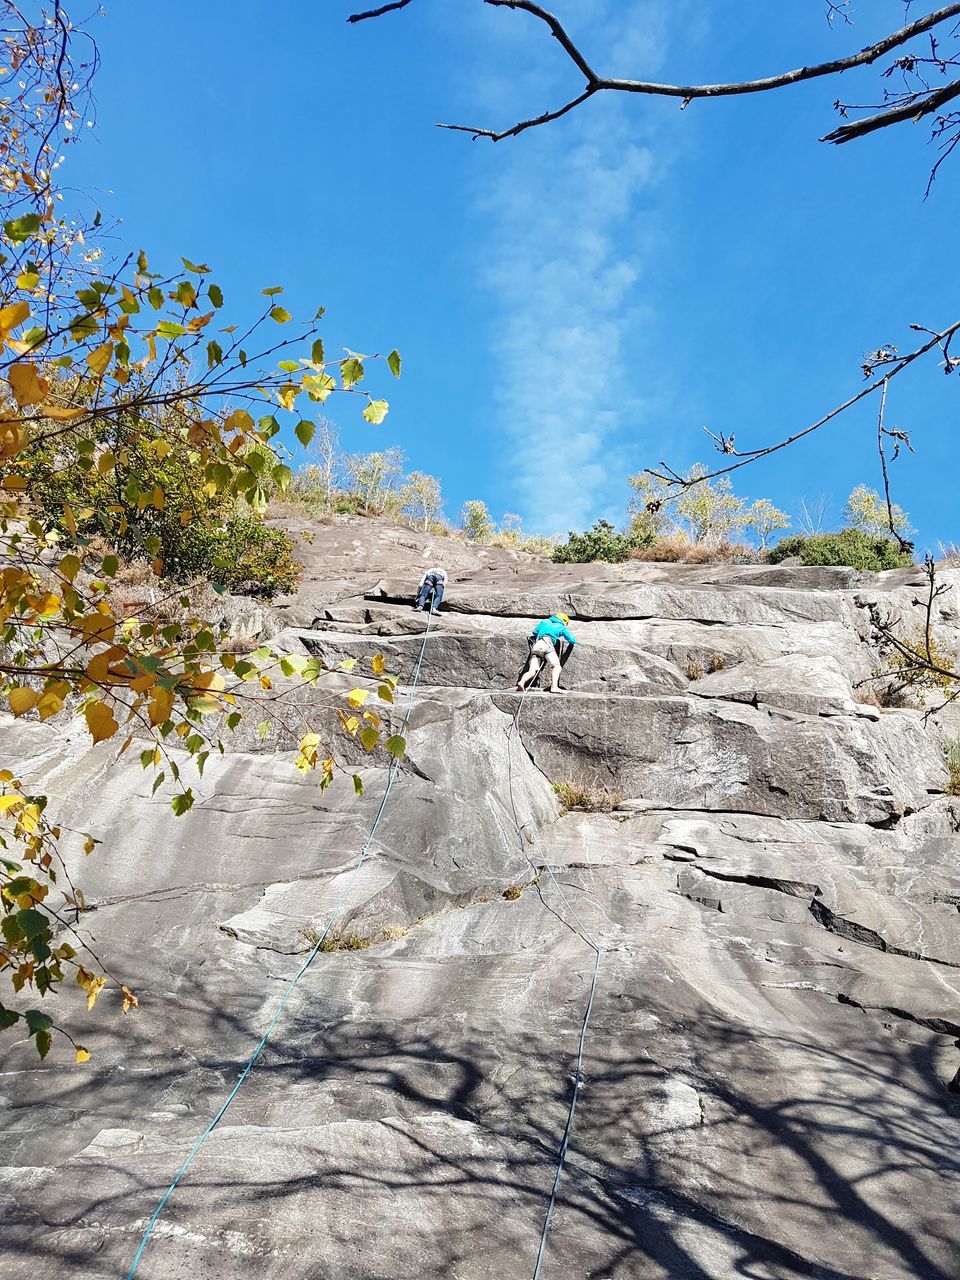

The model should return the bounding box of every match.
[552,781,622,813]
[945,737,960,797]
[502,884,523,901]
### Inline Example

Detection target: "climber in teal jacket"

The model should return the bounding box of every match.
[516,613,576,694]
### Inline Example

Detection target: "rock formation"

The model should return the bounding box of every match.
[1,516,958,1279]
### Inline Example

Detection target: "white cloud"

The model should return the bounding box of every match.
[461,0,679,532]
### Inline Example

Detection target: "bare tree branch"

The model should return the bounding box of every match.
[822,75,960,141]
[351,0,960,145]
[646,319,960,492]
[347,0,414,21]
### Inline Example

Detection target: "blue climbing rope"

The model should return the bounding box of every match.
[127,610,435,1278]
[507,670,604,1280]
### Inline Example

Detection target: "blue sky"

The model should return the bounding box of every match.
[71,1,958,547]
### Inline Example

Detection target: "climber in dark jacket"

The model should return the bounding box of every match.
[516,613,576,694]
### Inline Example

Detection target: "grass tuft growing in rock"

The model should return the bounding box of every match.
[946,738,960,797]
[552,781,622,813]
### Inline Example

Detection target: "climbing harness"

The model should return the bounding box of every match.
[506,660,603,1280]
[126,611,436,1278]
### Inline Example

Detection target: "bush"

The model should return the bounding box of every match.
[25,413,300,597]
[553,519,650,564]
[629,535,756,565]
[768,529,911,572]
[192,517,301,596]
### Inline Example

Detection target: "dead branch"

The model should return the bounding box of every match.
[646,319,960,493]
[353,0,960,143]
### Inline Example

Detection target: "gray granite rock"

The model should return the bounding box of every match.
[1,518,958,1280]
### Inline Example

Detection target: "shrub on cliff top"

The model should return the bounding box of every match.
[768,529,911,572]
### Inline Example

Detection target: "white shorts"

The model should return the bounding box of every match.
[530,637,560,670]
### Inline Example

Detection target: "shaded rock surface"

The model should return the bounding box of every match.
[1,516,958,1280]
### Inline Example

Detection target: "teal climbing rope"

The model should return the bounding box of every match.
[507,670,604,1280]
[127,610,435,1278]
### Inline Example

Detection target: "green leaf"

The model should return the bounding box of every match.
[226,711,242,731]
[311,337,325,365]
[68,313,98,341]
[207,340,223,368]
[363,399,389,425]
[386,735,406,759]
[137,249,149,274]
[148,286,164,310]
[0,1003,20,1031]
[341,357,364,389]
[35,1029,52,1060]
[16,909,48,941]
[278,360,299,372]
[170,790,194,817]
[359,726,379,754]
[377,684,394,704]
[257,720,271,741]
[24,1008,52,1035]
[101,555,118,578]
[207,283,224,308]
[262,286,283,297]
[156,321,187,340]
[295,420,315,448]
[353,774,364,796]
[4,214,41,244]
[19,326,46,352]
[388,349,401,378]
[181,257,210,273]
[269,306,291,324]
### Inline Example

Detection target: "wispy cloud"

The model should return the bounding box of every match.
[462,0,677,532]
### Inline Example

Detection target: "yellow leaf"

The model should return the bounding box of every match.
[84,700,118,745]
[0,300,30,334]
[19,804,40,835]
[96,451,115,475]
[8,362,48,407]
[338,657,358,672]
[1,474,27,490]
[152,486,164,510]
[41,404,85,421]
[0,795,22,814]
[372,653,385,676]
[85,976,106,1011]
[75,1047,91,1063]
[86,342,113,376]
[36,691,63,720]
[347,688,368,708]
[83,835,96,855]
[189,694,221,714]
[0,421,27,460]
[148,687,173,726]
[121,985,139,1013]
[8,686,36,716]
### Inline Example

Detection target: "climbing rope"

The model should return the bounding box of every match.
[127,608,436,1278]
[506,660,604,1280]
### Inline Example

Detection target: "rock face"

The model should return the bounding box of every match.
[2,516,959,1280]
